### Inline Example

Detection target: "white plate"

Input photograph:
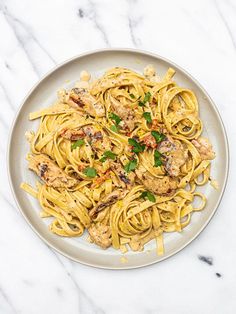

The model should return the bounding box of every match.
[8,49,229,269]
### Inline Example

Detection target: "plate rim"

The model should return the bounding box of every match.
[7,48,230,269]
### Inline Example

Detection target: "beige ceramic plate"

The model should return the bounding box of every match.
[8,49,229,269]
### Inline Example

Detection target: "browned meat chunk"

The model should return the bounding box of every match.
[142,134,157,149]
[61,126,111,151]
[158,135,176,154]
[158,136,188,177]
[28,154,77,188]
[67,88,105,117]
[88,223,112,249]
[165,147,187,177]
[136,167,178,195]
[110,96,135,131]
[82,126,111,151]
[111,163,135,187]
[60,129,84,141]
[192,137,215,160]
[89,190,126,217]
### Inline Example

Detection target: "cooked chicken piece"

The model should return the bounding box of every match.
[28,154,78,188]
[142,134,157,149]
[111,163,135,187]
[165,147,188,177]
[88,223,112,249]
[60,129,84,141]
[192,137,215,160]
[61,126,111,151]
[136,167,178,195]
[158,135,188,177]
[67,88,105,117]
[110,96,135,132]
[83,126,111,151]
[89,190,126,217]
[158,135,176,154]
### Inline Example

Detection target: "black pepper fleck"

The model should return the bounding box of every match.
[216,272,222,278]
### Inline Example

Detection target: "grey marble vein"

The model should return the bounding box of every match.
[127,0,141,47]
[85,0,110,46]
[77,8,84,18]
[128,17,138,47]
[0,4,56,77]
[0,285,18,314]
[0,193,20,216]
[4,61,11,70]
[215,0,236,50]
[49,249,105,314]
[198,255,213,266]
[0,81,15,112]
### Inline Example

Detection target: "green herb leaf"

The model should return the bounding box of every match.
[110,125,119,133]
[109,112,122,125]
[130,93,135,99]
[128,138,145,154]
[100,150,117,162]
[99,157,107,163]
[104,150,117,160]
[141,191,156,202]
[83,167,97,178]
[124,159,137,173]
[151,130,165,143]
[138,101,145,107]
[154,150,163,167]
[71,139,85,150]
[143,91,151,103]
[143,112,152,124]
[154,159,162,167]
[138,92,151,106]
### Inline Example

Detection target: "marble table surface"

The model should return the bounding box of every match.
[0,0,235,313]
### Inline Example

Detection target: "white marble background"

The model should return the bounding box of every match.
[0,0,236,313]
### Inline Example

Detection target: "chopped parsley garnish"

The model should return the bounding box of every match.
[71,139,85,150]
[109,112,122,125]
[83,167,97,178]
[138,92,151,106]
[128,138,145,154]
[124,158,137,173]
[154,150,163,167]
[100,150,117,162]
[151,130,165,143]
[141,191,156,202]
[130,93,135,99]
[143,112,152,124]
[143,91,151,102]
[110,125,119,133]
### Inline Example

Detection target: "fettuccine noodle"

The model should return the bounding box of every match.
[21,65,215,255]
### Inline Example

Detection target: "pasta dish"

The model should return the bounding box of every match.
[21,65,215,255]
